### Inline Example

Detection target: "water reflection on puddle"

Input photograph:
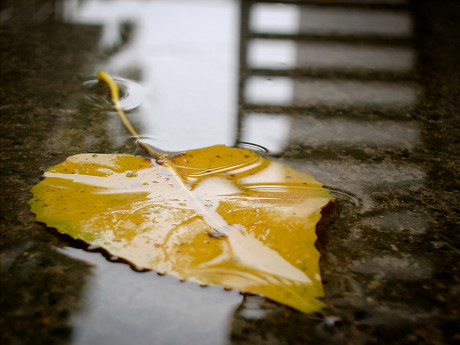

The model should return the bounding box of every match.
[249,40,415,71]
[245,76,418,108]
[57,247,243,345]
[250,3,412,36]
[82,77,145,111]
[25,0,431,343]
[67,0,238,152]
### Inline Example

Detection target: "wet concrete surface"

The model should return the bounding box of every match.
[1,1,459,344]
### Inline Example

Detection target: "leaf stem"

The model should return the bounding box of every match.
[98,71,230,237]
[97,71,164,159]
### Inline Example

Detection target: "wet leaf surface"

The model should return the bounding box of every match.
[29,145,333,313]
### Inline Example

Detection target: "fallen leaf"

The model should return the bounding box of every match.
[29,71,334,313]
[29,145,334,313]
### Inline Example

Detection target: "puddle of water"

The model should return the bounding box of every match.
[248,39,415,72]
[57,247,243,345]
[289,117,421,148]
[250,3,412,36]
[297,7,413,37]
[250,3,300,34]
[245,76,418,108]
[3,0,459,344]
[245,77,294,105]
[288,160,424,212]
[82,77,145,111]
[69,0,239,153]
[238,113,291,154]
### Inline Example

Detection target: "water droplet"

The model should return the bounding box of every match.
[236,141,269,153]
[132,265,145,272]
[327,187,362,208]
[82,77,145,110]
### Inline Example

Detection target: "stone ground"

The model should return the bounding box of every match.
[1,1,459,344]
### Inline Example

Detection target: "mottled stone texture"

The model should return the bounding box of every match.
[1,0,459,344]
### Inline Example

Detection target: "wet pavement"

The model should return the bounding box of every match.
[1,0,459,344]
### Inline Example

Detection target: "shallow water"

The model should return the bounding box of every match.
[1,0,459,344]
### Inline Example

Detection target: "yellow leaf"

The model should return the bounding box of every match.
[29,145,334,313]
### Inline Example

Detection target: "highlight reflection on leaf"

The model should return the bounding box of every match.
[29,145,333,313]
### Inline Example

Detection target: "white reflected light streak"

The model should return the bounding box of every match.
[65,0,238,152]
[250,4,300,34]
[245,77,293,105]
[240,113,291,154]
[247,39,297,69]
